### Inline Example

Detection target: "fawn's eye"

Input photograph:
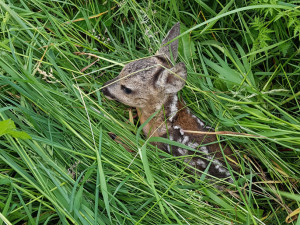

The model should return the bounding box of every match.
[121,85,132,94]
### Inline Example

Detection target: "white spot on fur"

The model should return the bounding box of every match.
[213,159,223,166]
[181,136,189,144]
[188,142,199,149]
[174,125,184,135]
[167,145,171,153]
[196,118,205,127]
[217,166,227,174]
[228,178,234,183]
[206,156,230,175]
[189,160,196,166]
[200,146,209,154]
[169,95,178,122]
[186,108,191,114]
[178,148,187,155]
[196,159,206,168]
[191,114,205,127]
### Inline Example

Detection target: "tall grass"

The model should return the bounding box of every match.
[0,0,299,224]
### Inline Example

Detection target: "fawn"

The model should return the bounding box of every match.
[102,22,238,182]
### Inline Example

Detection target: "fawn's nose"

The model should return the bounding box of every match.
[101,86,109,95]
[101,86,115,100]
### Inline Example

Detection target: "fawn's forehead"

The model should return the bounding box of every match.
[119,56,171,82]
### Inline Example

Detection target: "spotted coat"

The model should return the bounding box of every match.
[159,95,237,182]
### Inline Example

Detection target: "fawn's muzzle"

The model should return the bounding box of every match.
[101,86,115,100]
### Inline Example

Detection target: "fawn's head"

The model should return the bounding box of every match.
[102,23,187,109]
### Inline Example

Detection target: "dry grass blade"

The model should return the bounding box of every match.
[183,130,267,138]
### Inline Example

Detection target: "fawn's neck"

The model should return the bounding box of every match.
[137,94,211,137]
[137,94,185,137]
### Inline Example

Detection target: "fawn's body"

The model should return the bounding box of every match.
[102,23,238,181]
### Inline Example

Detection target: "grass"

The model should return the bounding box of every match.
[0,0,299,224]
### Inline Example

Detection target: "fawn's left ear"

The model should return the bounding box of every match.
[157,22,180,62]
[156,62,187,93]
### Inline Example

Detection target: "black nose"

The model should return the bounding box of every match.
[101,86,115,100]
[101,87,108,95]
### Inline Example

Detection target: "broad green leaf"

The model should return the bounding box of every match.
[0,119,31,139]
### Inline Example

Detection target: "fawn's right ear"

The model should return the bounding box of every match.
[157,22,180,62]
[155,62,187,94]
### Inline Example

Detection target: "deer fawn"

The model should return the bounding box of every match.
[102,23,238,182]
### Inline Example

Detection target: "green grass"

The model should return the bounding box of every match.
[0,0,299,224]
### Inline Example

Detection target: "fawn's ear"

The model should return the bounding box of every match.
[156,62,187,94]
[157,22,180,62]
